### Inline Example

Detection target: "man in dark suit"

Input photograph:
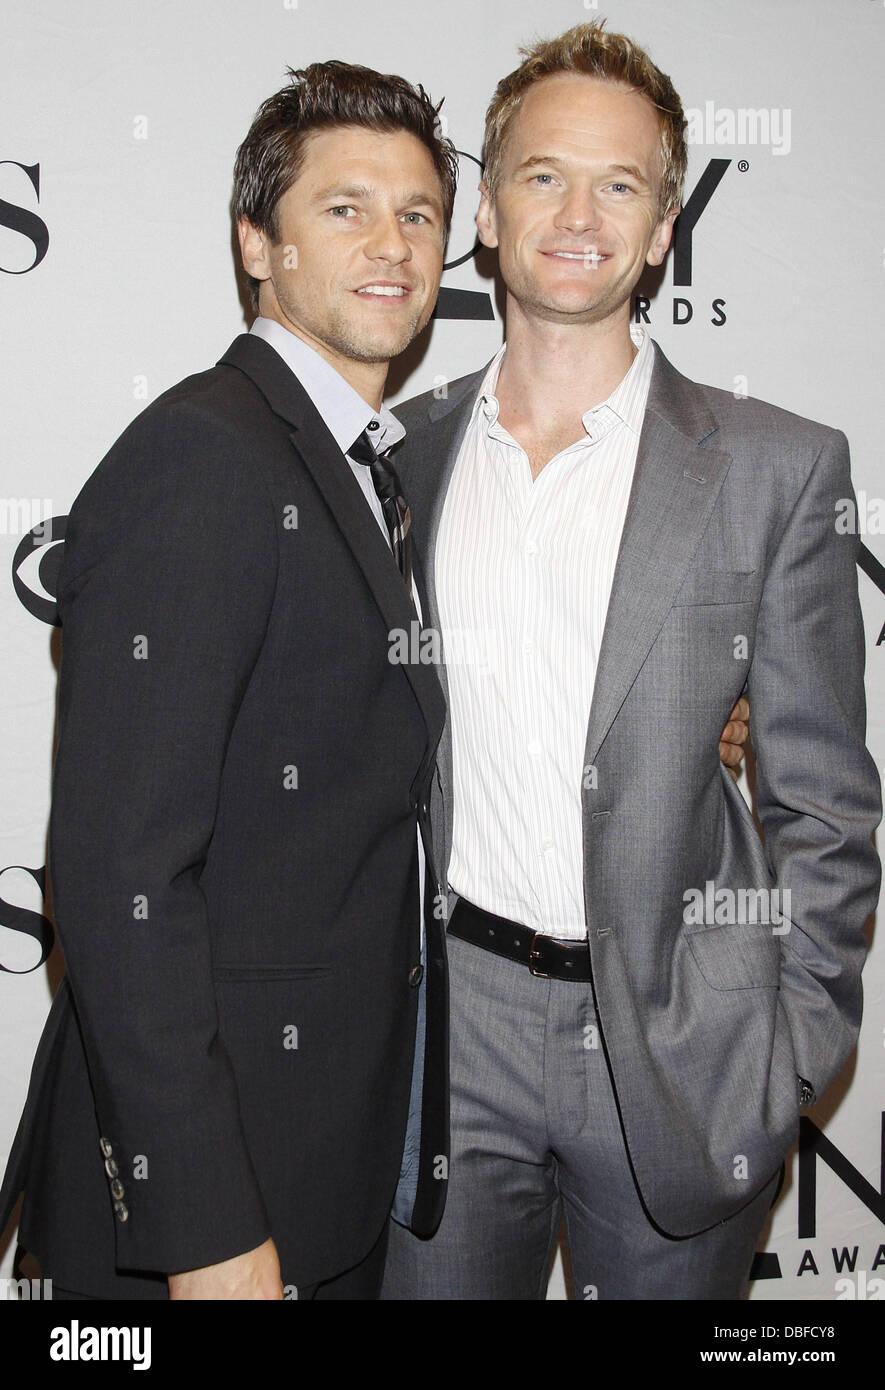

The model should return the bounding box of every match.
[0,62,456,1299]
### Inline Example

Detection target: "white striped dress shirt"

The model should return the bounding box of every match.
[436,326,654,939]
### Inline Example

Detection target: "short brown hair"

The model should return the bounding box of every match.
[482,20,687,216]
[233,61,459,310]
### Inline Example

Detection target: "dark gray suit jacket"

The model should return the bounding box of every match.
[391,340,881,1237]
[0,334,448,1295]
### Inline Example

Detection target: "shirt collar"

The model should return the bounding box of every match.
[250,316,405,454]
[602,326,653,436]
[473,325,653,438]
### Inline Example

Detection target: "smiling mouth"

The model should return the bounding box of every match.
[545,250,608,263]
[355,284,410,297]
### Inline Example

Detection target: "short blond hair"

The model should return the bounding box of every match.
[482,20,687,216]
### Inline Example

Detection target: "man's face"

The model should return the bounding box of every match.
[477,74,678,327]
[240,125,446,369]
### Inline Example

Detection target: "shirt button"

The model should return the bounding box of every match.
[528,739,543,758]
[113,1200,129,1223]
[525,541,539,557]
[99,1137,113,1158]
[409,964,424,988]
[366,420,380,431]
[541,839,555,854]
[104,1157,119,1178]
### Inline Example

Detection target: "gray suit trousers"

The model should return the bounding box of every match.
[382,933,779,1300]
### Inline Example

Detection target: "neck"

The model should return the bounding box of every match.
[258,303,388,412]
[496,296,638,422]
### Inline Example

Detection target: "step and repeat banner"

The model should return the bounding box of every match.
[1,0,883,1301]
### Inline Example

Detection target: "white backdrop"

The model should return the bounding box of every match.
[1,0,883,1300]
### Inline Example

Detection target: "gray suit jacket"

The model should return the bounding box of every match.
[391,340,881,1237]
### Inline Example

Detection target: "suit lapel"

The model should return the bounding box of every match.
[390,367,487,873]
[218,335,446,749]
[583,343,734,767]
[407,371,485,665]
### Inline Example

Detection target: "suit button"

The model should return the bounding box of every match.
[104,1157,119,1178]
[110,1178,125,1201]
[99,1137,113,1158]
[113,1200,129,1223]
[409,964,424,988]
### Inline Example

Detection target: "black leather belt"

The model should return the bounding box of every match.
[448,899,592,981]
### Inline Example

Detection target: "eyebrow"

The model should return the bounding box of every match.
[515,155,651,188]
[309,183,443,211]
[608,163,651,187]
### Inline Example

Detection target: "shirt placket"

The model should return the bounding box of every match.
[498,430,561,930]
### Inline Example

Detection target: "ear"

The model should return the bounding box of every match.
[475,181,499,250]
[237,217,273,285]
[646,204,680,268]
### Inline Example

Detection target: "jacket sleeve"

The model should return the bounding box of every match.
[747,427,881,1101]
[49,396,277,1274]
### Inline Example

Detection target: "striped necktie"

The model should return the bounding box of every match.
[349,429,413,596]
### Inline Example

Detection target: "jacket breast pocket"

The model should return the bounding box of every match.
[212,962,332,981]
[672,569,756,606]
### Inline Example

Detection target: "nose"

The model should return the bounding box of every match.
[555,186,602,237]
[363,211,412,265]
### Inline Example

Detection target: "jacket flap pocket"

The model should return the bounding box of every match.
[673,569,755,606]
[686,922,781,990]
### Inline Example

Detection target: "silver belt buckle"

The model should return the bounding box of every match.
[528,932,553,978]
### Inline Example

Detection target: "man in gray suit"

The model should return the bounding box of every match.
[382,21,881,1298]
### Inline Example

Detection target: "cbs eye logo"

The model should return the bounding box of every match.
[434,150,494,322]
[12,515,67,625]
